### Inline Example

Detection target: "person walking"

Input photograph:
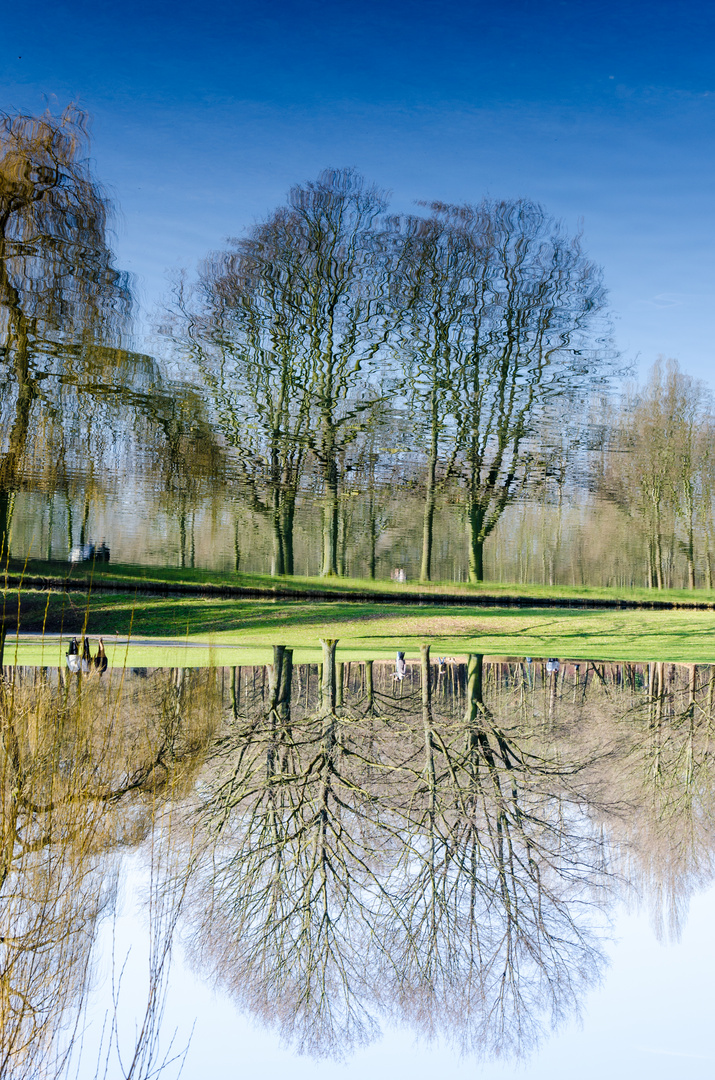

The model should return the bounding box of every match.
[94,637,108,674]
[66,636,80,673]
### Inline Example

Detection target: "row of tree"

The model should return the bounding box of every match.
[3,652,714,1072]
[3,106,715,587]
[162,168,614,580]
[596,360,715,589]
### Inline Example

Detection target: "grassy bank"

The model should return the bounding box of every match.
[4,586,715,665]
[7,557,715,608]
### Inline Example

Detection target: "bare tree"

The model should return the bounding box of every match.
[599,359,713,588]
[396,200,610,583]
[167,170,396,577]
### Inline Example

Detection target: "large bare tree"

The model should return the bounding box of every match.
[167,169,395,576]
[396,200,610,582]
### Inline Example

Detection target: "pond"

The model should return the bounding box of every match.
[2,650,714,1078]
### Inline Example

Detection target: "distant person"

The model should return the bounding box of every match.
[546,658,560,675]
[66,636,80,673]
[94,637,108,674]
[394,651,407,680]
[81,636,92,674]
[96,541,110,563]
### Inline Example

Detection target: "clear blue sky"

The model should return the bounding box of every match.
[3,0,714,384]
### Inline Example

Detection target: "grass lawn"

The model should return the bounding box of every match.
[7,557,715,607]
[4,586,715,666]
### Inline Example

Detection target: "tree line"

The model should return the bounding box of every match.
[3,106,715,588]
[162,168,612,581]
[3,652,714,1071]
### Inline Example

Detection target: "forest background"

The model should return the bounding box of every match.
[3,107,715,594]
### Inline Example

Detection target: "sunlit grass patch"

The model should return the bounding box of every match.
[7,593,715,664]
[10,557,715,607]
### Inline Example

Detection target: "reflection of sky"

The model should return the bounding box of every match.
[84,864,715,1080]
[2,0,714,384]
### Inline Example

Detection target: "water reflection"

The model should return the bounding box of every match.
[0,109,226,581]
[4,126,713,590]
[2,654,715,1071]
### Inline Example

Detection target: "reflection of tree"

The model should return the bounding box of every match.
[0,107,131,559]
[167,170,395,577]
[393,202,609,583]
[598,360,712,589]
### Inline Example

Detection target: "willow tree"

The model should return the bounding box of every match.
[0,106,132,561]
[399,200,609,583]
[169,169,394,577]
[0,664,217,1078]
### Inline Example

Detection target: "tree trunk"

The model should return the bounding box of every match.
[230,666,240,722]
[465,652,484,728]
[647,541,656,589]
[233,518,241,572]
[338,507,347,577]
[321,457,339,576]
[47,496,54,562]
[655,531,664,590]
[281,497,295,576]
[420,412,438,581]
[365,659,375,715]
[686,519,696,589]
[468,505,485,584]
[79,495,90,547]
[368,491,377,579]
[420,644,436,871]
[268,645,293,723]
[421,643,432,726]
[66,494,73,554]
[319,639,338,715]
[336,661,344,708]
[179,511,187,568]
[271,507,285,577]
[0,491,11,563]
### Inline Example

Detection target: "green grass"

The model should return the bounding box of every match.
[8,557,715,607]
[5,586,715,666]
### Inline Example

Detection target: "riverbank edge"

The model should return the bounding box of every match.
[4,563,715,611]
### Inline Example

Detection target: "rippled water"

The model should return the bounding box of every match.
[2,652,714,1078]
[3,126,713,591]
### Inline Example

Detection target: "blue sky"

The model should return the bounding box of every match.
[3,0,714,384]
[82,862,715,1080]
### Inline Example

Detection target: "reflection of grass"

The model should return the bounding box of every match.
[9,557,715,607]
[6,588,715,663]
